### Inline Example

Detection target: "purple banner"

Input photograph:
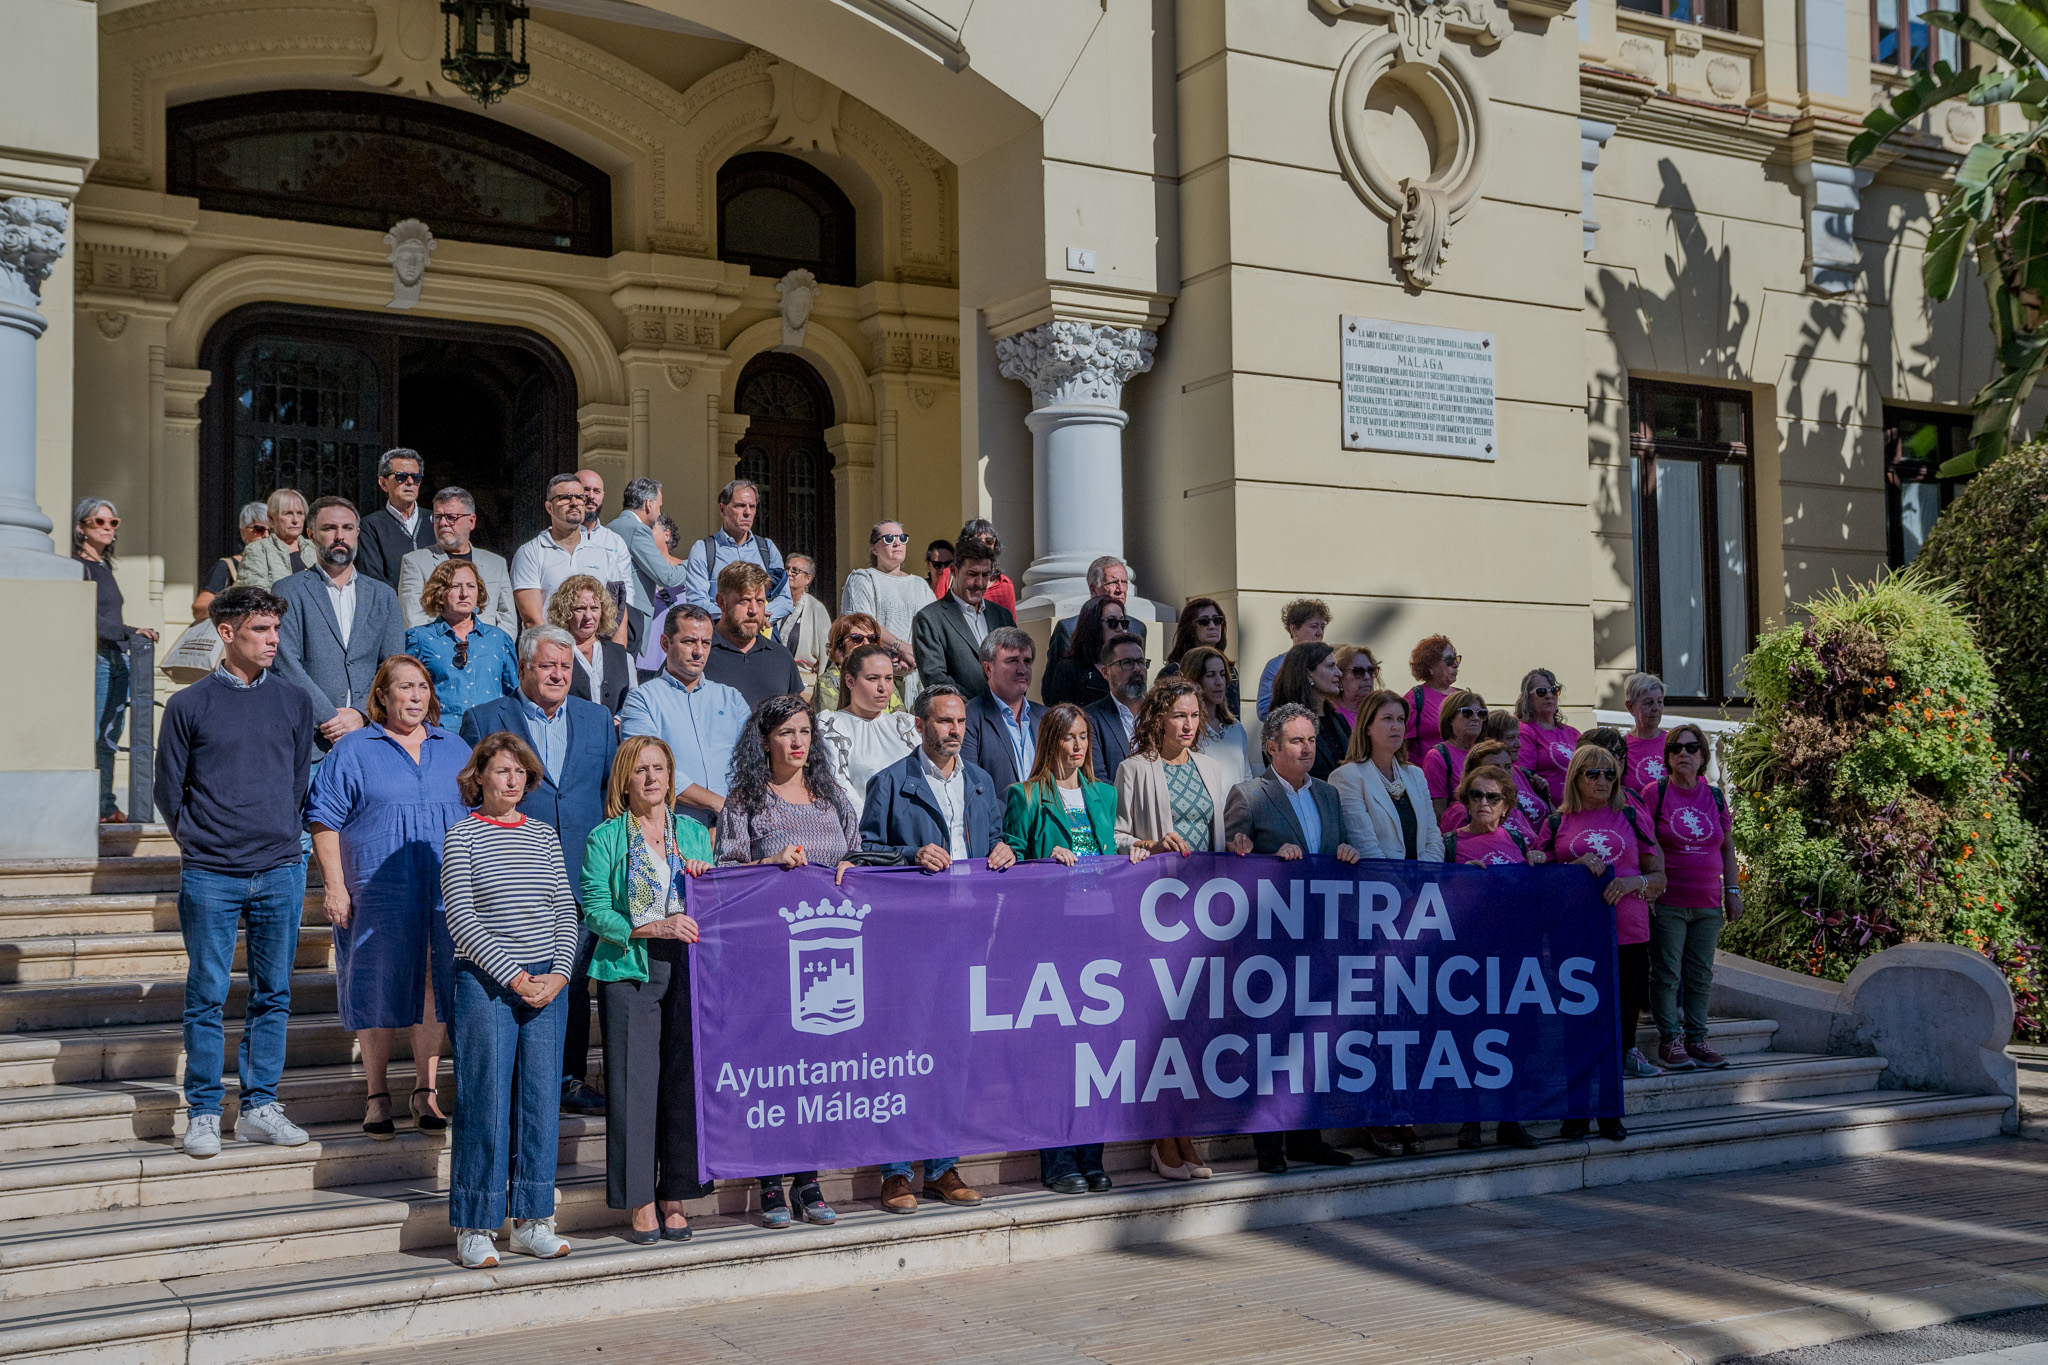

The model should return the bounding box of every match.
[689,854,1622,1181]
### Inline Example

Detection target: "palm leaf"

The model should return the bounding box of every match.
[1851,61,1982,163]
[1983,0,2048,70]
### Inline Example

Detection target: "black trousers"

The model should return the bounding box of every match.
[598,939,709,1208]
[561,927,597,1086]
[1617,940,1650,1049]
[1252,1130,1331,1164]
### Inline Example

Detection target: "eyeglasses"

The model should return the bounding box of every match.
[841,633,877,646]
[1456,706,1489,720]
[387,470,422,484]
[1109,657,1147,671]
[432,511,470,524]
[1671,741,1703,755]
[1102,619,1128,631]
[1349,665,1378,679]
[1530,685,1560,699]
[1191,615,1224,628]
[928,558,953,570]
[1468,791,1508,806]
[549,494,583,506]
[84,516,120,529]
[1582,769,1617,782]
[1440,653,1460,667]
[875,533,909,546]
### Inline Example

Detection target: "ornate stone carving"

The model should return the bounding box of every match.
[777,268,820,349]
[384,218,435,309]
[1705,54,1747,101]
[766,59,842,154]
[665,364,694,390]
[1618,36,1665,81]
[1397,180,1453,287]
[995,320,1157,409]
[1313,0,1509,58]
[0,198,68,306]
[911,385,935,409]
[95,311,130,341]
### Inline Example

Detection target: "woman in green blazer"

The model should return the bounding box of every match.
[581,735,715,1246]
[1002,702,1119,863]
[1002,703,1118,1195]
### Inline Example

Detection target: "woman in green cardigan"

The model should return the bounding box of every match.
[1002,702,1119,1194]
[581,735,715,1246]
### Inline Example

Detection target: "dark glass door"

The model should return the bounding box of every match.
[734,353,836,594]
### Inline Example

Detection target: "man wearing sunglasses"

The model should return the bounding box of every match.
[354,449,435,590]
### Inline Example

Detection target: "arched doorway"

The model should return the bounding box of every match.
[198,303,576,574]
[734,353,836,599]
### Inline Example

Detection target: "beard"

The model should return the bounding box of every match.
[1115,678,1147,703]
[320,541,354,568]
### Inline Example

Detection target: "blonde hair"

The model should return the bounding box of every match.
[1559,744,1624,814]
[1438,689,1485,741]
[265,488,307,536]
[419,558,487,619]
[546,573,617,640]
[607,735,677,819]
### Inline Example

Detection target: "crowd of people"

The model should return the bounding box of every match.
[142,450,1740,1269]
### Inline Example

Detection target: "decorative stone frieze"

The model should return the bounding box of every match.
[994,320,1155,409]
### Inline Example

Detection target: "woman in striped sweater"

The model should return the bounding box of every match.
[441,731,583,1270]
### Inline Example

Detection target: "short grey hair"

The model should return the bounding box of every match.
[430,487,475,515]
[518,624,577,666]
[1623,671,1665,706]
[786,553,816,575]
[978,625,1034,665]
[718,478,760,506]
[1262,702,1317,754]
[1086,556,1128,592]
[622,477,661,510]
[237,500,269,532]
[377,448,422,478]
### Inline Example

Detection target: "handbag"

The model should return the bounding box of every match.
[160,618,225,684]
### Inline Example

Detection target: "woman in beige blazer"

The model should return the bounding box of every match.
[1111,679,1230,1182]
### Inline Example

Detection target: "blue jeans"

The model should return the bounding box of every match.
[878,1156,958,1182]
[450,961,567,1230]
[178,863,306,1117]
[93,644,129,818]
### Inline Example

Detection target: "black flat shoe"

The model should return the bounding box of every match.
[1457,1123,1484,1150]
[1395,1126,1424,1157]
[1497,1121,1540,1150]
[362,1091,395,1141]
[1256,1154,1288,1174]
[660,1223,693,1242]
[1084,1171,1113,1192]
[1046,1172,1089,1194]
[1599,1118,1628,1142]
[1558,1119,1590,1140]
[624,1227,660,1245]
[410,1087,448,1133]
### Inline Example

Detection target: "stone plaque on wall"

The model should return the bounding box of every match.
[1340,316,1497,460]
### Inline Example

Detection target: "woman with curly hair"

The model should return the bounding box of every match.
[1403,635,1461,765]
[714,693,859,1228]
[406,559,518,733]
[547,573,631,715]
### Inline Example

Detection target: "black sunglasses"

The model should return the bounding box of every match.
[1530,685,1560,698]
[1350,666,1377,679]
[1468,791,1508,806]
[1456,706,1489,720]
[387,470,422,484]
[1191,614,1224,628]
[1671,740,1703,755]
[453,638,470,670]
[1582,768,1618,781]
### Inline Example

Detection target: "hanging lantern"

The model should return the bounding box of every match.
[441,0,530,107]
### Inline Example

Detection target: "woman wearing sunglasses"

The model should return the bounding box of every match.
[812,613,901,713]
[1332,644,1380,731]
[1437,739,1547,848]
[1544,746,1670,1128]
[1403,635,1461,765]
[1423,689,1487,820]
[74,499,159,822]
[1516,668,1580,806]
[1162,597,1240,718]
[1647,723,1739,1073]
[839,521,933,704]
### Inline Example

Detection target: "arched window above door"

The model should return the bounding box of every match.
[718,152,856,286]
[167,90,612,256]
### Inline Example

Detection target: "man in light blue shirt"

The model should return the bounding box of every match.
[680,479,793,623]
[619,604,747,822]
[517,686,570,782]
[963,626,1041,792]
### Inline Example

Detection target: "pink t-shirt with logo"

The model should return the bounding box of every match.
[1403,685,1450,766]
[1511,766,1550,826]
[1520,720,1581,805]
[1449,826,1527,867]
[1625,731,1668,798]
[1422,741,1470,802]
[1653,779,1727,909]
[1546,806,1653,944]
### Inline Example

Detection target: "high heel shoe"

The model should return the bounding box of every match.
[1149,1148,1193,1181]
[410,1087,448,1133]
[362,1092,395,1141]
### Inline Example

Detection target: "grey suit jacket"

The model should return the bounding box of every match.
[398,546,517,634]
[608,510,688,627]
[912,596,1015,701]
[1224,772,1351,856]
[272,568,406,730]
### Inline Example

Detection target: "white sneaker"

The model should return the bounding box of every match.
[237,1102,309,1146]
[184,1113,221,1158]
[455,1230,499,1269]
[509,1217,570,1260]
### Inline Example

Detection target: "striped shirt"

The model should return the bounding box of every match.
[440,813,581,987]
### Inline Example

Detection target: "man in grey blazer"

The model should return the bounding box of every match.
[396,487,516,633]
[1225,702,1363,1175]
[911,533,1014,701]
[272,497,406,748]
[607,476,688,656]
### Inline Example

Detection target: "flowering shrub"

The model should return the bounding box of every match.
[1722,573,2043,1032]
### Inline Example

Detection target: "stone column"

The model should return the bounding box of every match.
[994,320,1156,616]
[0,197,71,580]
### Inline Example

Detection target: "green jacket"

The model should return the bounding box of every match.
[1003,778,1118,859]
[580,810,716,984]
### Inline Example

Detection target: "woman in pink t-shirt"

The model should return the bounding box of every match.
[1422,688,1486,818]
[1647,722,1740,1074]
[1442,767,1542,1152]
[1621,672,1669,797]
[1332,643,1380,731]
[1516,667,1580,805]
[1402,634,1460,766]
[1436,738,1544,844]
[1542,744,1668,1141]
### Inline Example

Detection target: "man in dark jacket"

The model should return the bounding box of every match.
[1084,632,1149,783]
[961,627,1041,793]
[911,534,1014,700]
[354,448,434,588]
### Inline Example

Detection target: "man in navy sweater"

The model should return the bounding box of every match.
[155,586,319,1159]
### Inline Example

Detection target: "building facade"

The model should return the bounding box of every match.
[0,0,2004,854]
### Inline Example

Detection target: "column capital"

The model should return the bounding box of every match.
[995,320,1157,409]
[0,198,67,310]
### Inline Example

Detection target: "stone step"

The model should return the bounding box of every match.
[96,827,179,860]
[0,1014,392,1089]
[0,858,182,900]
[0,927,332,984]
[0,1087,2005,1364]
[0,889,324,938]
[1634,1015,1777,1056]
[0,972,337,1033]
[1623,1051,1886,1115]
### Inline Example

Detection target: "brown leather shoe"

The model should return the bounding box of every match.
[925,1169,983,1206]
[879,1174,918,1214]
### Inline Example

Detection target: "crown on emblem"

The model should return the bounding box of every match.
[780,899,872,935]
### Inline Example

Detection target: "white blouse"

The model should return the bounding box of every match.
[1198,721,1254,790]
[817,707,920,815]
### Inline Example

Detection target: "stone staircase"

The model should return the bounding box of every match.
[0,831,2010,1363]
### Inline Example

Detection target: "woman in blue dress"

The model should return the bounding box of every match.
[309,655,472,1140]
[405,560,519,734]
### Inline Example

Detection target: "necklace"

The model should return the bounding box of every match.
[1376,758,1406,802]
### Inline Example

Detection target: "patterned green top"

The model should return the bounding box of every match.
[1163,757,1214,851]
[1059,786,1103,857]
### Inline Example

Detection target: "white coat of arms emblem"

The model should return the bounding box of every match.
[781,899,871,1036]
